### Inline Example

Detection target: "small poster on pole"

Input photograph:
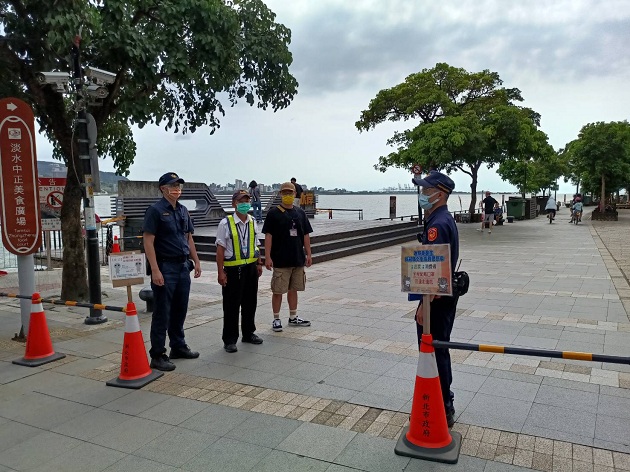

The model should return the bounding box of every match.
[108,251,145,288]
[401,244,452,296]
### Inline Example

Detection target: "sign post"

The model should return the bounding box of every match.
[411,164,423,224]
[0,98,42,335]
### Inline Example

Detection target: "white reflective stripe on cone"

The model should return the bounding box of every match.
[31,302,44,313]
[416,351,439,378]
[125,314,141,333]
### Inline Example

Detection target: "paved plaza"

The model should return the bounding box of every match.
[0,207,629,471]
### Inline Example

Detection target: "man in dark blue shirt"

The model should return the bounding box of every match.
[143,172,202,371]
[412,170,460,427]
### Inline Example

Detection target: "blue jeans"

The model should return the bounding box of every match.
[149,260,191,358]
[252,201,262,222]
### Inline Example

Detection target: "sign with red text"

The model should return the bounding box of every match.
[39,177,66,230]
[401,244,452,296]
[0,98,41,255]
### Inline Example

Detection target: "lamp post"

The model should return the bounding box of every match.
[70,35,106,324]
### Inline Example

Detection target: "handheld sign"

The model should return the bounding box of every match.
[401,244,452,296]
[0,98,42,255]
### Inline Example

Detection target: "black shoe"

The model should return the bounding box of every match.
[446,405,455,428]
[169,345,200,359]
[224,343,238,353]
[150,354,176,372]
[242,334,263,344]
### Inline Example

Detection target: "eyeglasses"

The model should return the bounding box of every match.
[165,184,183,190]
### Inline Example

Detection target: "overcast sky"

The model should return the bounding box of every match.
[36,0,630,193]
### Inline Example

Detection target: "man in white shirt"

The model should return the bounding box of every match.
[215,190,264,353]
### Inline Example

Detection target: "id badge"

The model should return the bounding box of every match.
[289,229,298,237]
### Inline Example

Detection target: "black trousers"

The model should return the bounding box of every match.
[416,295,458,411]
[222,262,259,345]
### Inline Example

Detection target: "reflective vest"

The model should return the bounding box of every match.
[223,215,259,266]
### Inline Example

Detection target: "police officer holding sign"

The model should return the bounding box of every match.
[215,190,264,353]
[143,172,202,372]
[412,170,460,427]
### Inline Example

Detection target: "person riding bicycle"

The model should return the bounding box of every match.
[545,196,557,221]
[571,198,583,223]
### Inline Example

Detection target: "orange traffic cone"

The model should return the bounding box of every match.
[13,293,66,367]
[112,236,121,253]
[394,333,461,463]
[106,301,162,388]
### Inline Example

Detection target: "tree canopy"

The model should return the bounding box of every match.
[356,63,546,214]
[561,121,630,209]
[0,0,298,300]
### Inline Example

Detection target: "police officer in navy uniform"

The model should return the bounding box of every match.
[143,172,202,371]
[412,170,459,427]
[215,190,264,353]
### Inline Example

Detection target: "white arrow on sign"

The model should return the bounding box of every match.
[6,103,17,111]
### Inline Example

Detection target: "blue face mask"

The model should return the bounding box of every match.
[236,203,251,214]
[418,192,438,210]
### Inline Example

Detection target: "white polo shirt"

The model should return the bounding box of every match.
[215,214,261,260]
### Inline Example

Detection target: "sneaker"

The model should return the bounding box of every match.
[169,344,199,359]
[288,316,311,327]
[150,354,176,372]
[272,319,283,332]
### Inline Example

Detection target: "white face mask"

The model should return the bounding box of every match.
[418,191,439,210]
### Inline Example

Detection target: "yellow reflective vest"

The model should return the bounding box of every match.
[223,215,259,266]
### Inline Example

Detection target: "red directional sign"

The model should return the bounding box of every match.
[0,98,42,255]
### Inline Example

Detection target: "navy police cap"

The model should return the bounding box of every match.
[159,172,185,187]
[412,170,455,194]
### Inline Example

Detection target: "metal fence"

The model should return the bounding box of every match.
[0,216,119,270]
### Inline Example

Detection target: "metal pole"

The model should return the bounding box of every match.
[16,255,35,336]
[45,231,52,270]
[71,36,106,325]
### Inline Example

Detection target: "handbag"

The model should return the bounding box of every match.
[452,260,469,296]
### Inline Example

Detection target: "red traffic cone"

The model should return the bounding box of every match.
[112,236,121,253]
[394,333,461,463]
[13,293,65,367]
[107,301,162,389]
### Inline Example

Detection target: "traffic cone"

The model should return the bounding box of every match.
[394,333,461,463]
[106,301,163,389]
[13,293,66,367]
[112,236,121,253]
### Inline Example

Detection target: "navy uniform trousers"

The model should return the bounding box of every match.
[149,260,191,358]
[416,294,458,411]
[222,262,258,345]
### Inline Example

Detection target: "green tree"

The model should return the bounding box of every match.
[497,125,560,197]
[0,0,298,300]
[562,121,630,211]
[355,63,542,214]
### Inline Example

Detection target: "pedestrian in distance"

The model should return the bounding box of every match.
[215,190,264,353]
[262,181,313,332]
[478,191,498,233]
[412,170,460,427]
[290,177,304,207]
[143,172,202,372]
[249,180,263,223]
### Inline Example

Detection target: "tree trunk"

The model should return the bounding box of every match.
[60,162,89,301]
[600,174,605,212]
[469,172,478,215]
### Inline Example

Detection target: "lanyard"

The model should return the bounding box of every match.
[236,220,249,255]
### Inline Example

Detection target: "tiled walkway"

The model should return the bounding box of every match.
[0,207,629,471]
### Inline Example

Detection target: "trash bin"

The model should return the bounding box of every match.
[507,198,526,220]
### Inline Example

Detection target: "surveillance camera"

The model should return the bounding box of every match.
[84,67,116,85]
[86,84,109,99]
[36,72,70,86]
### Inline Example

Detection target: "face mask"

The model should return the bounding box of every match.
[236,202,251,214]
[418,192,439,210]
[281,195,295,205]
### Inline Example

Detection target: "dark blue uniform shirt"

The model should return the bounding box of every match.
[143,197,194,259]
[409,205,459,301]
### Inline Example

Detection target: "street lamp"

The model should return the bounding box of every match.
[38,34,114,324]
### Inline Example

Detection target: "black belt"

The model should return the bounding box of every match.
[224,261,257,270]
[157,255,188,263]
